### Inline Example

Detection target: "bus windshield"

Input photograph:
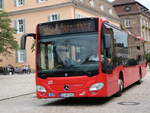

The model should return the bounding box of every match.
[37,33,98,77]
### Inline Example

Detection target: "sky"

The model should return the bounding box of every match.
[108,0,150,10]
[136,0,150,10]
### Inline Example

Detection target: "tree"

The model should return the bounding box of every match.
[0,11,18,55]
[145,53,150,68]
[145,53,150,63]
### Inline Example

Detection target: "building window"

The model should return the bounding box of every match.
[123,19,132,27]
[37,0,47,3]
[108,8,113,15]
[48,14,60,22]
[143,19,146,26]
[16,50,26,63]
[0,0,3,9]
[75,13,86,19]
[146,22,149,27]
[100,5,104,11]
[89,0,94,7]
[141,29,144,38]
[15,0,24,7]
[15,19,25,34]
[80,0,84,2]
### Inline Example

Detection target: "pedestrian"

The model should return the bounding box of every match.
[25,65,30,74]
[7,64,14,75]
[23,65,26,74]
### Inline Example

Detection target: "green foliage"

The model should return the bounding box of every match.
[0,11,18,55]
[145,53,150,63]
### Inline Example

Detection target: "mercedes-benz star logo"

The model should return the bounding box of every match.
[64,85,70,91]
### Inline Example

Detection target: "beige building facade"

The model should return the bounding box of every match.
[0,0,120,70]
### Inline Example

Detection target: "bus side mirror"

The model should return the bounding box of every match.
[104,34,111,49]
[20,33,36,49]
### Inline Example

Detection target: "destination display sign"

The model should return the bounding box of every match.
[38,18,98,37]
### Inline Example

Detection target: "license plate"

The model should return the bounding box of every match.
[60,93,74,97]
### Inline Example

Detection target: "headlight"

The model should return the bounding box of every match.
[89,82,104,91]
[36,85,46,93]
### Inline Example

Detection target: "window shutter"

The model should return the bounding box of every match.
[57,14,60,20]
[48,15,52,22]
[48,15,50,22]
[14,20,17,30]
[23,0,25,5]
[23,19,25,33]
[14,19,18,33]
[18,50,21,63]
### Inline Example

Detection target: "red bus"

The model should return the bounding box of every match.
[21,18,147,98]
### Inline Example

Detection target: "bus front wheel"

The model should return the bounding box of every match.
[115,78,123,97]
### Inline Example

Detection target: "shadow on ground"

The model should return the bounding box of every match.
[42,97,114,106]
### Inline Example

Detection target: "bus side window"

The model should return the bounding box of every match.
[127,59,138,66]
[113,27,128,67]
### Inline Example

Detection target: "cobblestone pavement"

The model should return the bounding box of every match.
[0,69,149,113]
[0,73,35,100]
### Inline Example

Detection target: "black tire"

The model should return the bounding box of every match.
[136,77,142,85]
[136,68,142,85]
[115,78,124,97]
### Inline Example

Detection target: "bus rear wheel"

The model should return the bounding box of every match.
[136,68,142,85]
[115,78,123,97]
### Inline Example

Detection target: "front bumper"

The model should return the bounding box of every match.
[36,87,107,98]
